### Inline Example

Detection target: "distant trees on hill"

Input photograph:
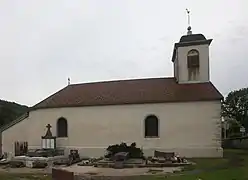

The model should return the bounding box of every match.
[0,100,29,128]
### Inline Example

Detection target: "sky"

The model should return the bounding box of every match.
[0,0,248,106]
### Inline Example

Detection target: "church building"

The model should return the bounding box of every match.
[0,27,223,158]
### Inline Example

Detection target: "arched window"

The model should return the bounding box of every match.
[57,117,68,137]
[144,115,159,138]
[187,49,200,81]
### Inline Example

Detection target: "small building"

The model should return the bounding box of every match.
[0,27,223,158]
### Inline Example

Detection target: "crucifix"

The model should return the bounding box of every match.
[44,124,52,137]
[47,123,51,129]
[42,124,56,149]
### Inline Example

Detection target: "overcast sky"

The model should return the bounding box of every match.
[0,0,247,106]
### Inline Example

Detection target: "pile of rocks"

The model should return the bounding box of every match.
[78,150,190,169]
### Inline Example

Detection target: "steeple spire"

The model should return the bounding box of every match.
[186,9,192,35]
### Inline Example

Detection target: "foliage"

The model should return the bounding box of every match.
[227,120,242,138]
[105,142,144,159]
[0,99,28,128]
[222,88,248,130]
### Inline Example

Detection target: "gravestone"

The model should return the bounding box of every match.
[42,124,56,149]
[113,152,129,169]
[52,168,74,180]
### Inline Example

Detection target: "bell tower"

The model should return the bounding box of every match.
[172,10,213,84]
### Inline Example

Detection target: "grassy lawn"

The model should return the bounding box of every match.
[0,149,248,180]
[144,149,248,180]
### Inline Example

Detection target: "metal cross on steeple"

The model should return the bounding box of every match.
[186,9,192,35]
[186,9,190,27]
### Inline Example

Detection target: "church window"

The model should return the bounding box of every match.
[57,117,68,137]
[144,115,159,138]
[187,49,200,81]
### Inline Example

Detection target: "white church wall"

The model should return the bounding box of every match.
[1,116,30,155]
[2,100,222,158]
[177,44,210,83]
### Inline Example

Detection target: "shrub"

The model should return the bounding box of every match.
[105,142,144,159]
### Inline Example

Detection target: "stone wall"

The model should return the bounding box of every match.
[222,136,248,149]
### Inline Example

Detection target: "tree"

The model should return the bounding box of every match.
[0,99,28,128]
[225,119,242,138]
[222,88,248,131]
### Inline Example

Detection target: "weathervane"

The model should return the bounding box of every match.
[186,8,192,35]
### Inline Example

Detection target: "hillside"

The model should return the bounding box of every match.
[0,100,29,128]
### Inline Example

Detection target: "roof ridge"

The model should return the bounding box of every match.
[69,77,175,86]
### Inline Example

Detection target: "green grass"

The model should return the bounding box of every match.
[1,149,248,180]
[147,149,248,180]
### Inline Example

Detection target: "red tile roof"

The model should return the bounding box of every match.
[32,77,223,110]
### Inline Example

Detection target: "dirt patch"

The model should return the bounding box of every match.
[0,166,51,174]
[60,164,181,176]
[0,163,181,177]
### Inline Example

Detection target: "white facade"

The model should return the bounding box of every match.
[2,101,223,158]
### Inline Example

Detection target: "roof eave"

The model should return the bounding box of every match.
[171,44,177,62]
[175,39,213,48]
[31,98,223,111]
[171,39,213,62]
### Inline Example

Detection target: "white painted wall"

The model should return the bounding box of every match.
[176,44,210,84]
[2,101,222,158]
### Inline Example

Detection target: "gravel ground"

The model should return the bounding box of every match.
[60,164,181,176]
[0,164,181,177]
